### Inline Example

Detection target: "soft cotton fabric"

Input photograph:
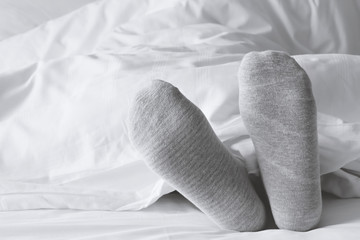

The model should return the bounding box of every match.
[1,193,360,240]
[128,80,266,231]
[238,51,322,230]
[0,0,359,211]
[0,0,97,41]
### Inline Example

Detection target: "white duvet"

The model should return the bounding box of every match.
[0,0,360,211]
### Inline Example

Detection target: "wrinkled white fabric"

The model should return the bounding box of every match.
[1,193,360,240]
[0,0,360,211]
[0,0,97,41]
[0,0,181,73]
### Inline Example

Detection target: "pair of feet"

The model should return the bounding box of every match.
[128,51,322,232]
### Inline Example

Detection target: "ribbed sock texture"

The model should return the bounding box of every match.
[238,51,322,231]
[128,80,266,232]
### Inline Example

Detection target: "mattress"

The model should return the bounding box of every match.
[1,192,360,240]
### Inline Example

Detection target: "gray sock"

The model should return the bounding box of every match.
[238,51,322,231]
[128,80,266,232]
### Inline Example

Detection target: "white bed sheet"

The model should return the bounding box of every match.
[1,193,360,240]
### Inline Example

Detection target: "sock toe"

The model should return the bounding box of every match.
[239,51,312,90]
[128,79,188,157]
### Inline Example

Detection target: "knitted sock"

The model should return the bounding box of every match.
[128,80,266,232]
[238,51,322,231]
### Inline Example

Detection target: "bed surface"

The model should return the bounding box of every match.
[1,193,360,240]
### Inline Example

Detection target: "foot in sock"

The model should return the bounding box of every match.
[128,80,266,232]
[238,51,322,231]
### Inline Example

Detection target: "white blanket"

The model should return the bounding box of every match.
[0,0,359,211]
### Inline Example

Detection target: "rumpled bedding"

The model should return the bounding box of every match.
[2,192,360,240]
[0,0,359,211]
[0,0,97,41]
